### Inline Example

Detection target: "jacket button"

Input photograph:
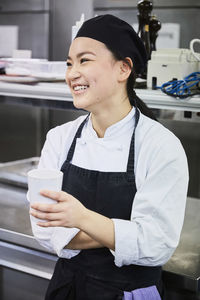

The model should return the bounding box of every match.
[117,145,123,151]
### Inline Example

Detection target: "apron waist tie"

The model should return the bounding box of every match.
[123,285,161,300]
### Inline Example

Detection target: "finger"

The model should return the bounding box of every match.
[30,202,61,213]
[37,220,65,227]
[40,190,70,202]
[30,209,61,221]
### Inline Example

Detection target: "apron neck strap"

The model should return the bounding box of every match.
[66,114,89,162]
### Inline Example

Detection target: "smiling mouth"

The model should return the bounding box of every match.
[73,85,89,93]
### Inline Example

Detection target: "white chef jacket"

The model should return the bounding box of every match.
[28,107,189,267]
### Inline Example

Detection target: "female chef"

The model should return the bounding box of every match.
[29,15,189,300]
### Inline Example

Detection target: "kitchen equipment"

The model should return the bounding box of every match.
[147,48,200,88]
[137,0,161,79]
[0,157,39,188]
[190,39,200,62]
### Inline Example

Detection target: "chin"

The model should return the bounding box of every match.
[73,98,90,111]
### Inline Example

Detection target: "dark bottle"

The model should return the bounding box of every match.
[149,15,161,52]
[137,0,153,60]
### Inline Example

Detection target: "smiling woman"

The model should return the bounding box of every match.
[28,14,188,300]
[66,38,129,120]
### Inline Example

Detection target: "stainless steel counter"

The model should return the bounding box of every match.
[0,183,53,252]
[0,182,200,292]
[0,182,57,284]
[163,196,200,292]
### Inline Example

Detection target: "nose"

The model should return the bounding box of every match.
[66,64,81,83]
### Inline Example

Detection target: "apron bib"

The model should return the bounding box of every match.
[45,108,163,300]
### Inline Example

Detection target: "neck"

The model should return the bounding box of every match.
[91,97,132,138]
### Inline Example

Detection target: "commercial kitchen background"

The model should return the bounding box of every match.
[0,1,200,300]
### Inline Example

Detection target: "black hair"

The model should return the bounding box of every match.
[127,71,157,121]
[107,46,157,121]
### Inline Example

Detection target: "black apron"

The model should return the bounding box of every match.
[45,108,163,300]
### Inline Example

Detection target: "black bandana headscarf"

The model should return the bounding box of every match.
[75,14,147,74]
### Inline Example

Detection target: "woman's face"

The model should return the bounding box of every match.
[66,37,121,112]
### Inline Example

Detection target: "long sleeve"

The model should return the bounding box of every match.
[28,124,82,258]
[111,135,189,267]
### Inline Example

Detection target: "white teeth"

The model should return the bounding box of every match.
[74,85,88,91]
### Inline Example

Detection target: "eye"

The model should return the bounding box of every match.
[80,58,89,64]
[66,61,72,67]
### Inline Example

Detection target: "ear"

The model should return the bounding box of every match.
[118,57,133,82]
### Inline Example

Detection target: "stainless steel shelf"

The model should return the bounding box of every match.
[0,81,200,112]
[136,89,200,112]
[0,82,71,102]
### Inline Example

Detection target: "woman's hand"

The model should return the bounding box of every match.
[30,189,115,250]
[30,190,88,228]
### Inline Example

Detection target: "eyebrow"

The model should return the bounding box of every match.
[67,51,96,60]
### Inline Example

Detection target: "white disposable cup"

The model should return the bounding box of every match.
[27,168,63,222]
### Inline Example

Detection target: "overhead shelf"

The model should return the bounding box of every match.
[0,81,200,111]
